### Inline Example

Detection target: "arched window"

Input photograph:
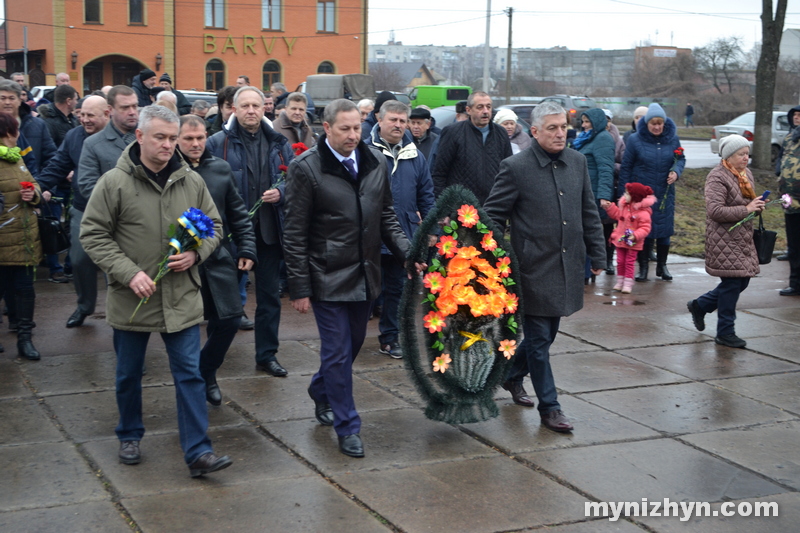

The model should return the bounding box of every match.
[205,59,225,92]
[262,60,281,90]
[317,61,335,74]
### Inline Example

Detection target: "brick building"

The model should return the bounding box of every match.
[3,0,368,94]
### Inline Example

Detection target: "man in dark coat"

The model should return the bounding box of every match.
[432,91,512,204]
[131,68,158,108]
[41,84,80,147]
[483,101,606,434]
[284,99,413,458]
[206,86,294,378]
[409,107,439,170]
[159,73,192,115]
[177,115,257,405]
[206,86,237,136]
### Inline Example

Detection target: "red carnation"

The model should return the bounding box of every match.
[20,181,35,191]
[674,147,685,157]
[292,142,309,156]
[279,164,288,173]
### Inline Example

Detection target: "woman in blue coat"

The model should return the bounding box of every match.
[575,108,615,282]
[619,103,685,281]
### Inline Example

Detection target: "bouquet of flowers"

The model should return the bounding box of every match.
[618,228,636,247]
[729,193,794,232]
[130,207,215,321]
[399,185,521,424]
[660,147,684,211]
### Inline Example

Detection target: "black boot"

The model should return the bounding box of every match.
[16,294,40,361]
[635,240,652,282]
[656,244,673,281]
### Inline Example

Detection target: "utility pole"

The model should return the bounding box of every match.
[482,0,491,93]
[23,27,29,82]
[505,7,513,105]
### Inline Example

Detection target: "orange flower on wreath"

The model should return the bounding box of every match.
[423,311,446,333]
[480,233,497,251]
[496,256,512,278]
[423,272,445,294]
[457,204,479,228]
[498,339,517,359]
[436,235,458,258]
[456,246,481,260]
[433,353,452,373]
[503,292,519,314]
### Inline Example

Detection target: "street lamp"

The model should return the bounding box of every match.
[155,53,162,71]
[71,51,78,69]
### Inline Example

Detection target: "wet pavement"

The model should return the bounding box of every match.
[2,255,799,532]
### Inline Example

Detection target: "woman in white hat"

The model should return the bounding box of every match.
[494,108,531,154]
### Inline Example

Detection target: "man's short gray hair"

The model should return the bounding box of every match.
[233,86,265,106]
[156,91,177,104]
[378,100,410,120]
[191,100,211,112]
[531,101,567,128]
[270,82,287,94]
[138,104,179,132]
[0,80,22,98]
[324,99,358,125]
[286,92,308,106]
[357,98,374,110]
[467,91,490,107]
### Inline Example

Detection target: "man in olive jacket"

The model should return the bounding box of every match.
[80,105,233,478]
[483,101,606,434]
[283,99,410,459]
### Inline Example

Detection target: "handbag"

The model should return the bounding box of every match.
[37,201,71,256]
[752,214,777,265]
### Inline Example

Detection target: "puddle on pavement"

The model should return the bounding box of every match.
[603,299,647,306]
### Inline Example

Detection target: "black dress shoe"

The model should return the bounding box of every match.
[338,434,365,458]
[206,382,222,406]
[501,380,535,407]
[256,360,288,377]
[540,410,574,433]
[188,452,233,477]
[308,386,334,426]
[239,314,254,330]
[779,287,800,296]
[777,253,790,261]
[119,440,141,465]
[715,334,747,348]
[66,309,88,328]
[687,300,705,332]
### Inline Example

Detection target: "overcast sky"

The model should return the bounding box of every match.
[367,0,800,53]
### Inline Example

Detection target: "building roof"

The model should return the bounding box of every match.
[368,62,434,86]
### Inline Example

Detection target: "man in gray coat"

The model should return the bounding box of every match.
[483,101,606,433]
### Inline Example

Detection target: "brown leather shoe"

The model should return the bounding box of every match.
[501,380,535,407]
[188,452,232,478]
[540,410,573,433]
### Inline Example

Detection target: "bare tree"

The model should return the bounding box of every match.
[753,0,788,170]
[630,54,697,97]
[694,37,745,93]
[369,63,406,93]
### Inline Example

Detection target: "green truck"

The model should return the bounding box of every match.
[408,85,471,109]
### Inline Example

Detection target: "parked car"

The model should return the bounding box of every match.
[29,86,56,103]
[496,103,537,123]
[710,111,790,163]
[180,90,217,106]
[539,95,596,125]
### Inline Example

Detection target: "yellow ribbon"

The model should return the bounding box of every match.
[458,330,488,351]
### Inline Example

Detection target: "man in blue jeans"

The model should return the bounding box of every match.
[81,105,231,477]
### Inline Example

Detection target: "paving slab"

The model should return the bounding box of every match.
[638,491,796,532]
[615,343,800,381]
[47,387,245,443]
[224,373,411,424]
[123,476,388,533]
[0,500,131,533]
[551,351,688,393]
[0,398,63,445]
[524,439,788,503]
[708,372,800,414]
[550,333,602,354]
[742,334,800,364]
[82,426,311,498]
[265,408,499,474]
[305,336,408,374]
[216,339,324,378]
[534,521,648,533]
[667,309,800,341]
[558,316,704,350]
[356,367,425,408]
[745,306,800,326]
[334,456,587,532]
[0,441,107,512]
[579,382,795,434]
[464,395,659,454]
[21,351,177,396]
[680,420,800,490]
[0,359,31,399]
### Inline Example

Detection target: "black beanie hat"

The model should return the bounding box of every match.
[139,68,156,81]
[374,91,397,113]
[159,73,172,84]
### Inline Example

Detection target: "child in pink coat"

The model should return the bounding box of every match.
[601,183,656,293]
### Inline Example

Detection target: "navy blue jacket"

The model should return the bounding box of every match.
[38,126,91,211]
[19,103,57,170]
[206,117,294,244]
[367,123,435,253]
[619,117,685,239]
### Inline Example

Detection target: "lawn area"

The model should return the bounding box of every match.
[671,167,787,257]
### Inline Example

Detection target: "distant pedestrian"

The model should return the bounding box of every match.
[777,105,800,296]
[272,92,315,148]
[131,68,158,107]
[493,108,531,154]
[687,135,764,348]
[357,99,374,123]
[623,106,648,146]
[409,107,439,168]
[685,103,695,128]
[158,73,192,115]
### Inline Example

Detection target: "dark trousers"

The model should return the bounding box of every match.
[43,199,71,274]
[505,315,561,414]
[199,282,242,381]
[113,325,212,464]
[254,239,282,365]
[696,277,750,337]
[309,300,372,437]
[69,208,100,314]
[786,212,800,289]
[378,254,406,345]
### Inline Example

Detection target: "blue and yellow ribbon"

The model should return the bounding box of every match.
[178,216,202,247]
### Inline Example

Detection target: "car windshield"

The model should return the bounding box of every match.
[727,113,754,126]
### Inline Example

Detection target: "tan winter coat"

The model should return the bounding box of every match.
[704,163,760,278]
[0,158,42,266]
[80,145,222,332]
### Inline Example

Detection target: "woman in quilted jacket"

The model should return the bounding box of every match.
[601,182,655,294]
[687,135,765,349]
